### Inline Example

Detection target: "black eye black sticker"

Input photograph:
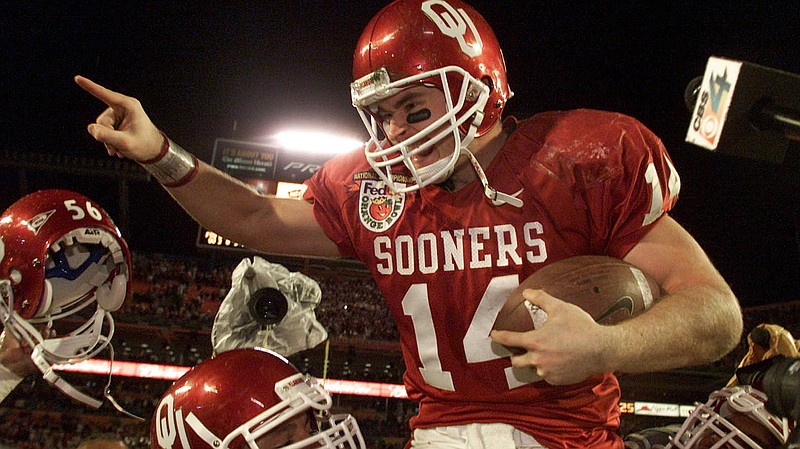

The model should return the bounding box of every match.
[407,109,431,124]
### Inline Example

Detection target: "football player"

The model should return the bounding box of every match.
[150,347,365,449]
[76,0,743,446]
[0,189,131,407]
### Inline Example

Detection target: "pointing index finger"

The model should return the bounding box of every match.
[74,75,126,108]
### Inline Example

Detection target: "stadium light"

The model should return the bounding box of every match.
[272,130,364,155]
[54,359,692,412]
[54,358,408,399]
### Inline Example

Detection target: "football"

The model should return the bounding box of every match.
[493,256,661,332]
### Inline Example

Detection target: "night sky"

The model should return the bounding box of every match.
[2,1,799,307]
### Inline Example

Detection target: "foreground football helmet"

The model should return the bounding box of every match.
[667,386,791,449]
[151,348,365,449]
[351,0,512,192]
[0,189,131,407]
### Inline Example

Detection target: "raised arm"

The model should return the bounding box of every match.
[75,76,339,258]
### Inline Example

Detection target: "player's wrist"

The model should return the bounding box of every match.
[139,132,199,188]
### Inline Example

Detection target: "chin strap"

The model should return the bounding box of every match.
[414,154,453,183]
[32,345,103,408]
[101,344,146,421]
[5,303,143,419]
[462,149,523,208]
[2,270,141,419]
[32,340,145,421]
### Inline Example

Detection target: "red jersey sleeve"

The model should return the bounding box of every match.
[526,110,681,258]
[587,113,681,256]
[303,150,365,258]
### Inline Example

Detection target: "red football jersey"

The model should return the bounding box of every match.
[304,109,680,448]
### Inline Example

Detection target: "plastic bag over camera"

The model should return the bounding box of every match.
[211,256,328,357]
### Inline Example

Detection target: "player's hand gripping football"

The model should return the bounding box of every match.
[74,75,164,162]
[490,288,613,386]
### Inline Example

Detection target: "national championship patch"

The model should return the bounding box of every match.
[358,178,405,232]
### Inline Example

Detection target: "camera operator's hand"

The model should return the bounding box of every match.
[0,328,46,377]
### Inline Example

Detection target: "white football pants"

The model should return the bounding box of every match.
[411,423,545,449]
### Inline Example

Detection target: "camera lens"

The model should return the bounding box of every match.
[736,355,800,420]
[248,287,289,327]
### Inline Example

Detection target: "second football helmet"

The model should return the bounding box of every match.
[0,189,131,407]
[350,0,512,192]
[151,348,366,449]
[667,386,790,449]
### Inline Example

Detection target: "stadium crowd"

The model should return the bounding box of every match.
[119,252,398,342]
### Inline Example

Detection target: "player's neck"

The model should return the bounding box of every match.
[448,122,508,191]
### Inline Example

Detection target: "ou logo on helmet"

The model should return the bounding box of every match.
[422,0,484,58]
[154,393,203,449]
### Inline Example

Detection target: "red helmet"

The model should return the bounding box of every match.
[667,386,791,449]
[0,189,130,319]
[151,348,365,449]
[351,0,512,192]
[0,189,131,407]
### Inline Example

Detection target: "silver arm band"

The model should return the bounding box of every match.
[140,134,199,187]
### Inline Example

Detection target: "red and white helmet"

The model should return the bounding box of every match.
[351,0,512,192]
[667,386,791,449]
[151,348,366,449]
[0,189,131,407]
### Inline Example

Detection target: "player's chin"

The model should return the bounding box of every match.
[410,147,439,167]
